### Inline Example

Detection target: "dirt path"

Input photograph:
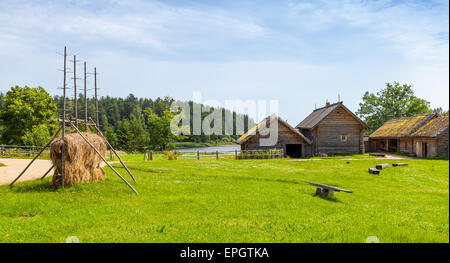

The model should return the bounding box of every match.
[0,158,53,186]
[289,154,414,161]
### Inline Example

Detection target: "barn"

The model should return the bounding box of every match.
[410,115,448,158]
[368,113,437,154]
[237,114,312,157]
[295,102,369,155]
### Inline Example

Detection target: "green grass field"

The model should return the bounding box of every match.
[0,156,448,243]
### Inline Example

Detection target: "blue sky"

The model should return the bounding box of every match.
[0,0,448,125]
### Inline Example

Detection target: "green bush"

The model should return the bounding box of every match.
[163,150,179,160]
[21,124,52,146]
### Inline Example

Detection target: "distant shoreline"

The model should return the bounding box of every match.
[171,142,238,149]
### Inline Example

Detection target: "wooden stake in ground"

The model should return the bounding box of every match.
[90,118,136,182]
[69,122,138,194]
[41,165,55,180]
[10,126,62,186]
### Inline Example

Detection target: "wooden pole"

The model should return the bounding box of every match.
[150,150,153,161]
[197,151,199,160]
[216,150,219,160]
[10,126,62,186]
[41,165,55,180]
[90,119,136,182]
[69,122,138,194]
[84,61,88,131]
[235,150,237,160]
[73,55,78,128]
[94,67,99,127]
[61,46,67,188]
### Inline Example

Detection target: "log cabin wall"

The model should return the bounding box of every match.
[243,119,312,157]
[314,107,364,155]
[414,137,438,158]
[399,138,414,153]
[437,130,449,157]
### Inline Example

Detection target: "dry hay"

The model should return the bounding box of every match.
[50,132,107,188]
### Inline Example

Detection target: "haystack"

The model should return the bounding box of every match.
[50,132,107,188]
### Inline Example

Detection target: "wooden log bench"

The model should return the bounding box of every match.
[369,153,386,157]
[375,164,389,170]
[393,163,408,167]
[369,168,380,174]
[304,181,352,197]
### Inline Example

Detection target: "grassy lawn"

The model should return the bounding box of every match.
[0,157,448,243]
[0,162,4,167]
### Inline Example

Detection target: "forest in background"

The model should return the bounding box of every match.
[0,88,254,152]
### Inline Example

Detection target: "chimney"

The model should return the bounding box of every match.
[325,100,330,107]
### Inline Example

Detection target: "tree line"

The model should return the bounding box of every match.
[0,82,447,150]
[0,86,253,152]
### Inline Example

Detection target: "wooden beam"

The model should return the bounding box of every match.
[369,168,380,174]
[90,118,136,182]
[375,164,389,170]
[10,126,62,186]
[41,165,55,180]
[69,122,138,194]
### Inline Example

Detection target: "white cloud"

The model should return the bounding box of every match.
[0,0,447,124]
[0,0,267,54]
[287,0,449,64]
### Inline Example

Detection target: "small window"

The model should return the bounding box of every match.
[340,135,348,142]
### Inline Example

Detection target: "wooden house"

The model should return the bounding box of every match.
[295,102,369,155]
[237,114,312,157]
[369,113,437,154]
[410,115,448,158]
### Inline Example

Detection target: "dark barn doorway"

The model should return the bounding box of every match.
[422,142,428,157]
[286,144,302,158]
[388,139,398,152]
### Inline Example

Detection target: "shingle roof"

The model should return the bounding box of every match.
[411,115,448,138]
[296,102,368,129]
[237,114,311,144]
[369,114,437,138]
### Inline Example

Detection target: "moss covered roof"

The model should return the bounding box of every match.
[370,114,436,138]
[411,115,448,138]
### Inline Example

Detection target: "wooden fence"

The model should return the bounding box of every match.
[0,144,283,161]
[0,144,50,158]
[143,149,283,160]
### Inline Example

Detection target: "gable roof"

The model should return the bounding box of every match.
[369,113,437,139]
[411,115,448,138]
[237,114,312,144]
[296,102,369,130]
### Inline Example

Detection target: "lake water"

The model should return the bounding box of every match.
[177,145,240,153]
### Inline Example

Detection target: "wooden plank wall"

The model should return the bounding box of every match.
[315,107,363,154]
[414,138,437,157]
[437,131,449,157]
[244,119,312,156]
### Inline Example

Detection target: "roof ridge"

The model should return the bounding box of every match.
[386,113,435,122]
[312,101,342,112]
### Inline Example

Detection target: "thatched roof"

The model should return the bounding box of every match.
[370,114,437,139]
[237,114,312,144]
[411,115,448,138]
[296,102,369,130]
